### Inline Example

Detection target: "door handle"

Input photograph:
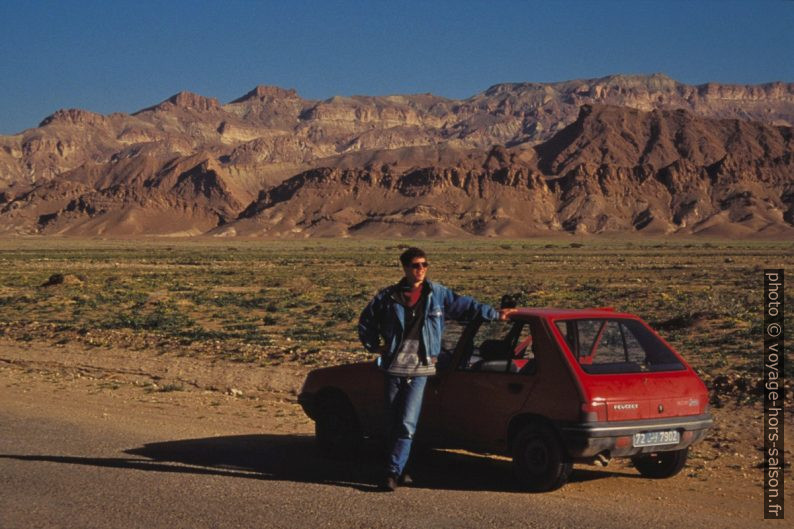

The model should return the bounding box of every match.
[508,382,523,393]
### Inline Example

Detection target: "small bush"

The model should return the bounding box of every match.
[105,302,195,332]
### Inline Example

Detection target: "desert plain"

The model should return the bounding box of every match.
[0,237,791,527]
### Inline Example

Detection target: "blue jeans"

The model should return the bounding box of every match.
[384,374,428,477]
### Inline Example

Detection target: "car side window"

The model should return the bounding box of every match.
[513,322,534,359]
[621,325,645,364]
[511,321,537,374]
[576,320,601,357]
[437,319,467,370]
[591,321,625,363]
[555,318,685,374]
[459,320,533,374]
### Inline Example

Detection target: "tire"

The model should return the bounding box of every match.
[314,393,362,459]
[631,448,688,479]
[512,423,572,492]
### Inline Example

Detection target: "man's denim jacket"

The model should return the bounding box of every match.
[357,280,499,370]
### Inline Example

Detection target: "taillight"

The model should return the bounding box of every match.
[581,400,606,422]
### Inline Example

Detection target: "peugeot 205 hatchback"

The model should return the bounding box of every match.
[298,308,713,491]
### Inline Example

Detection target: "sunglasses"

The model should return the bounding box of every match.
[409,262,429,269]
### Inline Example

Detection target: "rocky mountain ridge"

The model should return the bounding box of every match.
[212,105,792,238]
[0,74,792,237]
[1,101,790,238]
[3,73,794,188]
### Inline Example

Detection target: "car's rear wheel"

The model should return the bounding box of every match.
[314,393,362,459]
[631,448,688,478]
[512,423,572,492]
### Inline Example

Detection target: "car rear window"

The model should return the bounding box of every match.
[554,318,685,374]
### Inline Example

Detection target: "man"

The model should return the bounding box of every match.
[358,247,514,491]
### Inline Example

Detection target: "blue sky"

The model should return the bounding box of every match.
[1,0,792,134]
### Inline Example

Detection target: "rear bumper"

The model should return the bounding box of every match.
[558,413,713,459]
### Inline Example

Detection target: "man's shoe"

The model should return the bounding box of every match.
[380,474,398,492]
[398,472,413,486]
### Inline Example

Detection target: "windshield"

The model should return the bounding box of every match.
[554,318,685,374]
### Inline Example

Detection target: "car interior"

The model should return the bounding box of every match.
[456,320,537,374]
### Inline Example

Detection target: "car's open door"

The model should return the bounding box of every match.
[434,318,540,452]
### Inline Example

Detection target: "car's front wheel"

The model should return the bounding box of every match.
[314,393,362,459]
[631,448,688,478]
[512,423,572,492]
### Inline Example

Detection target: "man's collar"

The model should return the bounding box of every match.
[396,278,428,291]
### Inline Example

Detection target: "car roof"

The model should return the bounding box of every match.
[510,307,639,320]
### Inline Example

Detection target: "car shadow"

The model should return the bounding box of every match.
[1,434,640,493]
[408,445,642,490]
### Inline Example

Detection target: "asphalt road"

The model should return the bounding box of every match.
[0,399,761,529]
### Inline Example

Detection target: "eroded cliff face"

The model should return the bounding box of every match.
[209,107,792,238]
[3,74,794,190]
[0,75,792,237]
[535,105,793,237]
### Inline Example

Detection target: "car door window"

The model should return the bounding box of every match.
[458,320,532,374]
[513,322,533,358]
[438,320,467,370]
[441,320,466,355]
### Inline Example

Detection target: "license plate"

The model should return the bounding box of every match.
[633,430,680,447]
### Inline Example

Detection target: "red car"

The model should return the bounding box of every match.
[298,308,713,491]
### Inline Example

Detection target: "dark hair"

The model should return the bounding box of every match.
[399,247,427,267]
